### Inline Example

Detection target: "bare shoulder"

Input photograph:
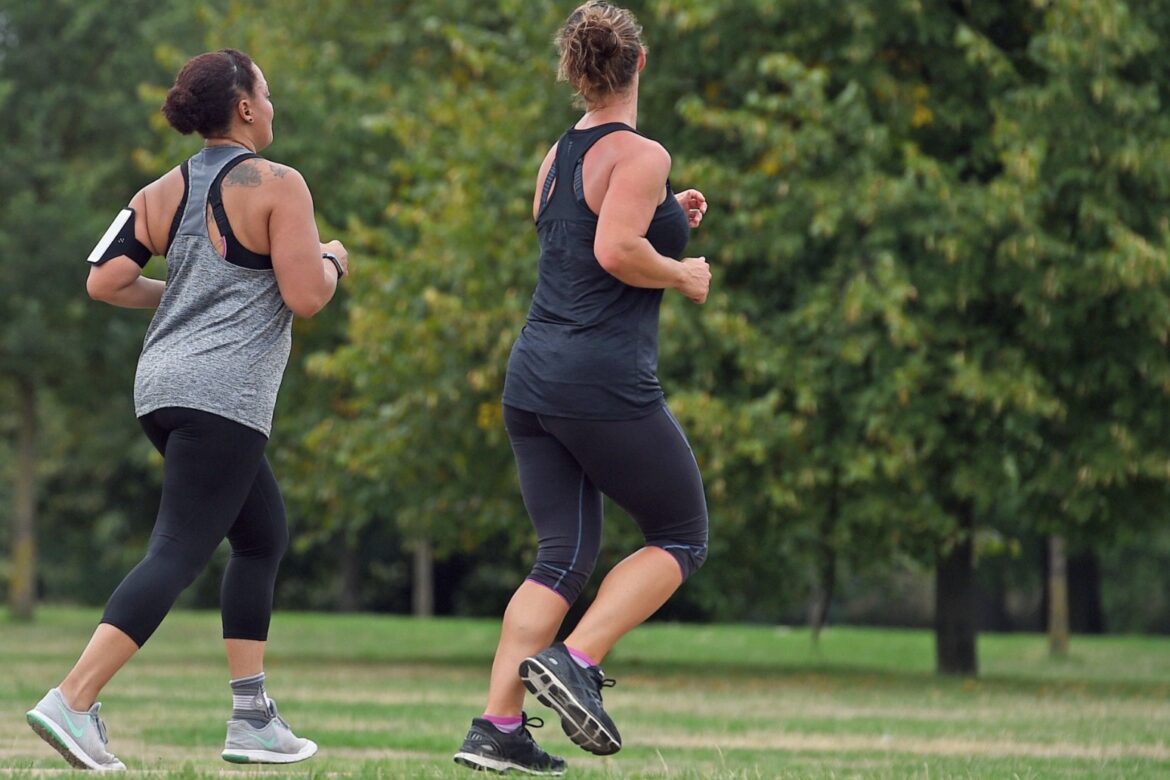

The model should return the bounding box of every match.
[135,165,184,205]
[610,132,671,177]
[632,133,671,165]
[223,157,308,191]
[136,166,185,218]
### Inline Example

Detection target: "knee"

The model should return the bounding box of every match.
[230,522,288,562]
[649,513,709,580]
[661,538,708,580]
[147,541,215,590]
[527,552,597,606]
[271,523,289,560]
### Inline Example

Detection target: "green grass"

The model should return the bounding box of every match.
[3,608,1169,778]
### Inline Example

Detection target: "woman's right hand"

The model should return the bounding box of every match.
[322,239,349,277]
[676,257,711,304]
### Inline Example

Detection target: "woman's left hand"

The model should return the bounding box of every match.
[676,188,707,228]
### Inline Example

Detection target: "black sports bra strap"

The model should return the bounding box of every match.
[207,153,261,240]
[165,160,191,256]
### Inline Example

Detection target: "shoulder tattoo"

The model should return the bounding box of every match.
[224,162,263,188]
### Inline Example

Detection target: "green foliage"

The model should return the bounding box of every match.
[635,0,1170,624]
[280,2,572,577]
[0,1,212,611]
[7,0,1170,633]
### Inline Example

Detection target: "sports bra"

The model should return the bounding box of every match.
[165,152,272,269]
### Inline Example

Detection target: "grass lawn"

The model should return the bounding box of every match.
[2,607,1168,778]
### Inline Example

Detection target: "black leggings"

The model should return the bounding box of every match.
[504,403,709,605]
[101,407,288,647]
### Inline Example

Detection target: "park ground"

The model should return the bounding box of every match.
[2,608,1169,778]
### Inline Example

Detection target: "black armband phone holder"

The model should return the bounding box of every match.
[86,208,152,268]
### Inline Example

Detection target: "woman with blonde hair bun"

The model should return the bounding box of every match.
[454,2,711,774]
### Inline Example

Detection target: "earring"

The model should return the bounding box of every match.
[247,117,254,124]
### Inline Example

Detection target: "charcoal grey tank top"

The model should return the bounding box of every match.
[134,145,293,436]
[503,123,691,419]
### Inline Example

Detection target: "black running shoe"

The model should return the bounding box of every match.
[519,643,621,756]
[453,713,567,776]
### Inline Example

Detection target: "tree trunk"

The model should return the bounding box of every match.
[935,503,977,676]
[337,535,361,612]
[412,537,434,617]
[809,470,840,644]
[10,378,38,621]
[1047,535,1069,658]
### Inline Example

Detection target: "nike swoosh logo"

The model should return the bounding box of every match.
[252,730,279,749]
[55,701,87,740]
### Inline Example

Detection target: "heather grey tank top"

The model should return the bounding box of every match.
[134,145,293,436]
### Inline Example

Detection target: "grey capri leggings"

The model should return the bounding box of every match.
[504,403,709,605]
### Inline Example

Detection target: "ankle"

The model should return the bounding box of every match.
[482,713,524,733]
[229,672,271,726]
[564,643,599,669]
[56,684,93,712]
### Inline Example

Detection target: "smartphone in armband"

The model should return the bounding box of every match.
[87,208,152,267]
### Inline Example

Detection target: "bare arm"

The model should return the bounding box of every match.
[86,189,165,309]
[594,144,710,303]
[267,168,344,318]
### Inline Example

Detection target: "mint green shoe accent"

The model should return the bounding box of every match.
[26,688,126,771]
[55,697,88,740]
[220,697,317,764]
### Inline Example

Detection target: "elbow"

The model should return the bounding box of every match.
[286,291,331,319]
[596,253,621,275]
[595,236,644,277]
[86,273,115,303]
[595,245,628,275]
[288,300,324,319]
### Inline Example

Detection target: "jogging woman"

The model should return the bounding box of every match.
[454,2,711,774]
[25,48,348,771]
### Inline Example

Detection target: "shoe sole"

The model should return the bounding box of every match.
[26,710,126,771]
[221,739,318,764]
[453,751,565,776]
[518,658,621,756]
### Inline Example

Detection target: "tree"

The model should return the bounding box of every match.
[992,1,1170,647]
[256,0,571,613]
[0,0,205,619]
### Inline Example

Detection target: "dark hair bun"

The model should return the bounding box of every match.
[161,86,200,135]
[160,49,257,138]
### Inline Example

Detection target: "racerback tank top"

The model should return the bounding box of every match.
[134,145,294,436]
[503,123,690,420]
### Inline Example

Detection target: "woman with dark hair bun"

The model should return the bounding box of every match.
[25,48,347,771]
[454,2,712,775]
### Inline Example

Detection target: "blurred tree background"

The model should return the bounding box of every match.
[4,0,1170,674]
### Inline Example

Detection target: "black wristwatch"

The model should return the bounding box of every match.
[322,251,345,278]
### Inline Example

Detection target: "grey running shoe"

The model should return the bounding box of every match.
[25,688,126,771]
[221,697,317,764]
[519,643,621,755]
[453,713,566,775]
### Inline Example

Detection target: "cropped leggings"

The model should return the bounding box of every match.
[101,407,288,647]
[505,403,709,605]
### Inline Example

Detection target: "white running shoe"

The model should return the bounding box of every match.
[221,697,317,764]
[26,688,127,771]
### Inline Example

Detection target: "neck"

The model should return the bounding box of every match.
[580,89,638,129]
[205,133,256,152]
